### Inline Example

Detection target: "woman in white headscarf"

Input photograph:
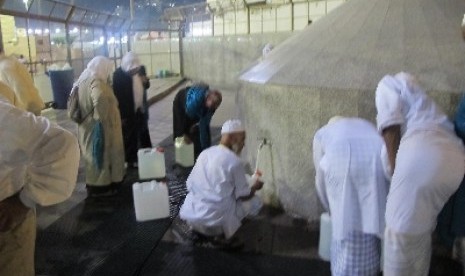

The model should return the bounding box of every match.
[112,51,145,168]
[75,56,125,197]
[375,72,465,276]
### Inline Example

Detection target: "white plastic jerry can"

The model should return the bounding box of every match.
[138,147,166,180]
[174,137,194,167]
[318,212,332,262]
[132,181,170,222]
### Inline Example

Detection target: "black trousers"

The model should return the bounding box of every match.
[122,110,146,164]
[139,116,152,149]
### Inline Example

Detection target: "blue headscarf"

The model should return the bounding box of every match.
[185,85,208,119]
[185,84,214,150]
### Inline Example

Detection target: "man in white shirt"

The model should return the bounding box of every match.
[313,116,389,275]
[375,72,465,276]
[180,119,263,248]
[0,95,80,276]
[0,46,44,116]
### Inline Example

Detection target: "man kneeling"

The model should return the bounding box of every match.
[180,119,263,248]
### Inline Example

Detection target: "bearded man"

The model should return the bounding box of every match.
[180,119,263,247]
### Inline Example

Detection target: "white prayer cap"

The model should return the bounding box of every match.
[328,116,344,125]
[221,119,245,134]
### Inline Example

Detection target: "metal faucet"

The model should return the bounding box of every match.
[257,138,269,149]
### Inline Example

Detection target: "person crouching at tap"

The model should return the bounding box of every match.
[179,119,263,249]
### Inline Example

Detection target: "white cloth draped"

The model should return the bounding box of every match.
[0,95,80,207]
[375,72,465,234]
[375,72,454,137]
[0,54,44,115]
[376,72,465,275]
[385,130,464,233]
[383,227,431,276]
[313,118,389,241]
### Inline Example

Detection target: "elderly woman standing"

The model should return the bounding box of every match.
[75,56,125,197]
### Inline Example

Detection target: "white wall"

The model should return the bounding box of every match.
[132,38,181,76]
[203,0,347,36]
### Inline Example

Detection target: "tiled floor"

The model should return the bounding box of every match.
[161,206,321,259]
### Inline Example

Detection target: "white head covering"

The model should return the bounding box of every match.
[120,52,144,111]
[327,116,344,125]
[221,119,245,134]
[74,56,113,87]
[395,71,417,85]
[121,51,141,73]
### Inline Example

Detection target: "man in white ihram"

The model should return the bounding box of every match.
[180,119,263,248]
[313,116,389,275]
[375,72,465,276]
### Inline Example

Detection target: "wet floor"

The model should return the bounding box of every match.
[35,79,462,275]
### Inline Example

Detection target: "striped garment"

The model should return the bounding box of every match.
[331,231,381,276]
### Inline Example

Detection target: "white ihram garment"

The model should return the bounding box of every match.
[313,118,389,241]
[180,145,261,239]
[376,73,465,276]
[314,118,388,275]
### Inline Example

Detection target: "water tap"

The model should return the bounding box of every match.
[258,138,269,149]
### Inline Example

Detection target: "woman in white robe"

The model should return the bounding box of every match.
[75,56,125,196]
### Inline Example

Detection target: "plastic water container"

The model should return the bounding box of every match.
[138,147,166,180]
[174,137,194,167]
[132,181,170,221]
[318,212,332,261]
